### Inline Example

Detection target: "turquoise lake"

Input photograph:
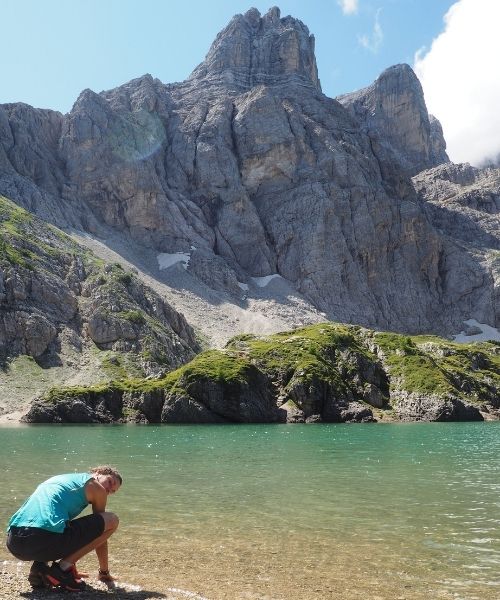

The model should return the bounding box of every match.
[1,422,500,599]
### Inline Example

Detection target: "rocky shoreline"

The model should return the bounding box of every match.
[20,323,500,425]
[0,560,208,600]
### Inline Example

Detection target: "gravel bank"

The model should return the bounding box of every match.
[71,229,326,350]
[0,560,209,600]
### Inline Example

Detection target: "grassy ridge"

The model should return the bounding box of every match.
[373,331,500,399]
[0,195,92,271]
[37,323,500,420]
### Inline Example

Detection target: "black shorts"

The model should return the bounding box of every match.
[6,513,105,562]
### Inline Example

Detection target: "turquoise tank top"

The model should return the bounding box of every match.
[8,473,93,533]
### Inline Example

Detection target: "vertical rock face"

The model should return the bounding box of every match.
[429,114,448,167]
[190,7,321,91]
[0,9,496,337]
[0,103,101,230]
[0,104,63,194]
[337,64,449,177]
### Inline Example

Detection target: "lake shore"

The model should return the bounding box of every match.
[0,411,24,424]
[2,424,500,600]
[0,559,209,600]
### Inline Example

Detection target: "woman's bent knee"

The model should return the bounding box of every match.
[102,512,119,531]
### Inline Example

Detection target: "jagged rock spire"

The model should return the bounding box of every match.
[190,7,321,91]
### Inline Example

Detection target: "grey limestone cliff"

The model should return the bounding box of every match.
[413,162,500,328]
[0,103,94,230]
[0,7,497,341]
[190,7,321,91]
[337,64,449,178]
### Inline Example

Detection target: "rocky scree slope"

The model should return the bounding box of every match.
[24,322,500,424]
[0,195,200,412]
[0,7,497,338]
[412,162,500,328]
[413,162,500,250]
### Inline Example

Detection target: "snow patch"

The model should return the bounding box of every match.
[252,274,282,288]
[238,282,249,291]
[157,252,190,270]
[453,319,500,343]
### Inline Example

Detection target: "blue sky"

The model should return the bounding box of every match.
[3,0,455,113]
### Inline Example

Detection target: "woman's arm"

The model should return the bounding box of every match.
[84,479,110,573]
[85,479,107,513]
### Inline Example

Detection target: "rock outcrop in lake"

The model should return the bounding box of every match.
[1,7,498,339]
[24,323,500,424]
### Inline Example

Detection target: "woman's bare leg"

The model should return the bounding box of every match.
[62,512,119,569]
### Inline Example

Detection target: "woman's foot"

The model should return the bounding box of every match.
[28,561,50,589]
[39,562,87,592]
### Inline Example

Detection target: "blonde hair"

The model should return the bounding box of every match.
[90,465,123,485]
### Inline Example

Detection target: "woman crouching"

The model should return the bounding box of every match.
[6,465,122,591]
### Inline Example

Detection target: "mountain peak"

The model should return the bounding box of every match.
[337,63,448,175]
[189,6,321,91]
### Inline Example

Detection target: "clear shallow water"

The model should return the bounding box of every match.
[1,422,500,599]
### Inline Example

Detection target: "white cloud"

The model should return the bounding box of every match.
[414,0,500,166]
[337,0,359,15]
[358,9,383,53]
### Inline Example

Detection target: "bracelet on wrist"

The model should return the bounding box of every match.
[99,569,110,575]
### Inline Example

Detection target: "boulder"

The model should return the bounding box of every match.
[394,392,483,422]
